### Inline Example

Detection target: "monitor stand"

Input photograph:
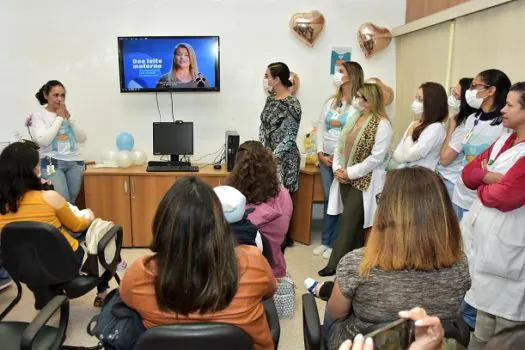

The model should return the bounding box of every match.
[169,154,191,166]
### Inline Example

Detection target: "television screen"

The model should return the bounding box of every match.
[118,36,220,92]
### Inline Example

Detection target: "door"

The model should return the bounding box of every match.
[130,176,176,247]
[84,175,133,247]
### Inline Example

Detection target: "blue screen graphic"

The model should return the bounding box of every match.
[118,36,219,92]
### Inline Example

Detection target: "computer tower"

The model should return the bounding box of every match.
[225,131,240,172]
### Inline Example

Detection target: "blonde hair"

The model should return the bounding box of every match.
[170,43,199,80]
[358,83,388,119]
[359,167,463,277]
[332,61,364,109]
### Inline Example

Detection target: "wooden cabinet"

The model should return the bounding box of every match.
[84,165,230,247]
[84,175,133,247]
[130,176,176,247]
[199,176,224,188]
[84,164,323,247]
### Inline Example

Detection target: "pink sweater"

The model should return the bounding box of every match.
[247,186,293,278]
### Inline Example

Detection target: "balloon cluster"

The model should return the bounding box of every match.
[101,132,147,168]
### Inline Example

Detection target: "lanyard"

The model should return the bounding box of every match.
[464,114,482,143]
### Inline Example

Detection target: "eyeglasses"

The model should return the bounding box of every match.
[470,83,491,90]
[356,94,367,102]
[375,193,382,204]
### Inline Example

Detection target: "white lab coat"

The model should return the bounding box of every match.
[327,119,393,228]
[393,121,446,170]
[461,133,525,321]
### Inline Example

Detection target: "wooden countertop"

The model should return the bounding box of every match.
[85,164,229,177]
[300,165,320,175]
[85,164,321,176]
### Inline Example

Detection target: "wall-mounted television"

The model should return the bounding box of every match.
[118,36,220,93]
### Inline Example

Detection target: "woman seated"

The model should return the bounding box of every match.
[323,167,471,350]
[120,177,277,350]
[227,140,293,278]
[0,141,109,305]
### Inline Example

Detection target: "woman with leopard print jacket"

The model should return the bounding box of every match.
[318,83,392,277]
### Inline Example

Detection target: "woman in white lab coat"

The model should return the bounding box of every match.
[460,82,525,349]
[318,83,392,277]
[393,82,448,170]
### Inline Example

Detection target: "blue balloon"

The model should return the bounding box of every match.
[116,132,135,151]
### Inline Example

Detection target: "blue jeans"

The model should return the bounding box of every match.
[319,159,340,248]
[323,308,335,337]
[41,158,85,204]
[443,178,455,202]
[453,203,468,222]
[461,300,477,329]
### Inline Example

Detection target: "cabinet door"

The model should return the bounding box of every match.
[84,175,133,247]
[198,176,225,188]
[130,176,176,247]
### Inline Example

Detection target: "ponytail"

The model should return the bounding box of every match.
[35,80,64,105]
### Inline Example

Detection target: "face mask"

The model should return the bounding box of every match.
[465,89,484,109]
[352,97,365,111]
[333,72,344,88]
[263,78,273,94]
[411,100,424,115]
[448,95,461,111]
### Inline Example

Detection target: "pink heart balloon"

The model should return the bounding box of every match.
[357,22,392,58]
[290,11,325,47]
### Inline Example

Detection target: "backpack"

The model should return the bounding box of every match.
[81,219,117,277]
[87,289,146,350]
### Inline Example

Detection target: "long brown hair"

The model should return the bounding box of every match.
[170,43,199,80]
[413,82,448,142]
[0,142,43,215]
[332,61,364,109]
[227,141,280,204]
[150,177,239,315]
[359,167,462,276]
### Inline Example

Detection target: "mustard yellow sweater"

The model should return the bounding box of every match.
[0,191,90,251]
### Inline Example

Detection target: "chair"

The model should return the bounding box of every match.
[264,297,281,349]
[135,297,281,350]
[135,323,253,350]
[0,221,122,314]
[302,293,470,349]
[0,291,69,350]
[302,293,324,350]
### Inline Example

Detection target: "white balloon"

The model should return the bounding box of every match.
[117,151,133,168]
[132,150,147,165]
[102,149,118,163]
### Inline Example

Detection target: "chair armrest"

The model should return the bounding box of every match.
[21,295,69,350]
[302,293,322,350]
[97,225,123,274]
[263,297,280,349]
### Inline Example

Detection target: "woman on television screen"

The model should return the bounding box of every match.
[156,43,210,88]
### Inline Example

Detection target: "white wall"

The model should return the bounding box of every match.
[0,0,405,162]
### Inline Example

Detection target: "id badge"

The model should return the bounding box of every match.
[46,164,56,176]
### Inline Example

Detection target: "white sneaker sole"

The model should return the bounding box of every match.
[0,280,13,292]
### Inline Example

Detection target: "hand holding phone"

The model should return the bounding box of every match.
[399,308,444,350]
[365,318,415,350]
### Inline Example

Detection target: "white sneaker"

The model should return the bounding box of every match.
[313,245,329,256]
[322,248,332,260]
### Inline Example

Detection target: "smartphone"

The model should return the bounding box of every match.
[364,319,415,350]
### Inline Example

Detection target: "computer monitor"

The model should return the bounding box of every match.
[153,121,193,164]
